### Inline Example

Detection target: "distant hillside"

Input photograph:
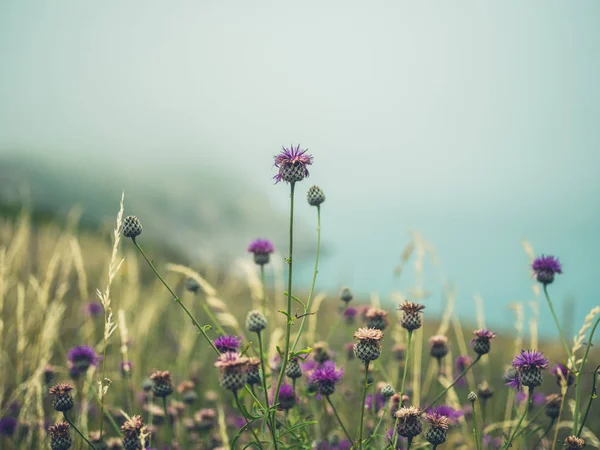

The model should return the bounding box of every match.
[0,151,317,265]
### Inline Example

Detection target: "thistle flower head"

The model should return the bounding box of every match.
[213,335,242,353]
[398,301,426,315]
[67,345,100,373]
[273,145,313,183]
[83,302,103,318]
[512,350,549,370]
[343,307,358,320]
[120,415,148,437]
[394,406,422,421]
[504,367,522,391]
[353,327,384,342]
[0,417,17,436]
[149,370,172,384]
[122,215,142,239]
[365,308,387,319]
[120,361,133,375]
[48,421,70,438]
[467,391,478,402]
[425,405,463,424]
[177,381,195,393]
[49,383,73,396]
[472,329,496,342]
[273,383,297,410]
[309,361,344,396]
[564,436,586,449]
[532,255,562,284]
[429,335,448,346]
[214,352,249,370]
[340,287,353,303]
[247,239,275,255]
[423,412,450,430]
[307,185,326,206]
[456,355,472,370]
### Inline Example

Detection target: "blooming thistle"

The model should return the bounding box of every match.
[273,145,313,183]
[120,415,150,450]
[394,406,423,438]
[426,405,463,424]
[83,302,104,318]
[246,358,262,386]
[365,393,386,412]
[353,328,384,363]
[0,417,17,437]
[365,308,389,331]
[471,329,496,356]
[49,383,74,412]
[504,367,522,391]
[564,436,586,449]
[274,384,297,411]
[122,216,142,239]
[307,185,326,206]
[428,335,449,361]
[247,239,275,266]
[308,360,343,396]
[48,422,72,450]
[424,412,450,446]
[213,335,242,353]
[67,345,100,374]
[343,307,358,325]
[149,371,173,398]
[551,362,575,387]
[532,255,562,285]
[246,310,268,333]
[511,350,549,389]
[214,352,249,392]
[398,301,425,331]
[544,393,562,420]
[340,287,353,304]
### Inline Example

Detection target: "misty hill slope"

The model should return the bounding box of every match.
[0,151,316,264]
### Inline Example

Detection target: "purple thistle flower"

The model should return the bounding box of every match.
[273,383,297,410]
[308,361,343,396]
[213,335,242,353]
[83,302,104,318]
[0,417,17,436]
[505,368,522,391]
[512,350,549,370]
[343,307,358,318]
[67,345,100,373]
[532,255,562,284]
[426,405,463,424]
[455,355,472,387]
[551,362,575,387]
[365,393,386,412]
[248,239,275,265]
[120,361,133,376]
[273,145,313,183]
[516,391,546,406]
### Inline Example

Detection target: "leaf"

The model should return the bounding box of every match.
[230,417,262,448]
[278,420,318,438]
[240,341,253,356]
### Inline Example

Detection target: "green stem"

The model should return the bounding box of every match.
[406,436,414,449]
[324,306,346,343]
[162,397,172,446]
[503,387,533,449]
[392,330,414,450]
[578,364,600,437]
[543,285,573,366]
[424,355,481,410]
[148,393,154,448]
[325,395,353,444]
[63,412,98,450]
[89,383,122,437]
[471,400,482,450]
[132,238,220,354]
[532,420,555,450]
[234,391,265,450]
[291,205,321,353]
[99,308,108,438]
[574,316,600,434]
[359,361,370,449]
[513,403,546,440]
[273,182,295,418]
[260,264,267,318]
[199,294,227,336]
[257,331,278,448]
[363,401,387,448]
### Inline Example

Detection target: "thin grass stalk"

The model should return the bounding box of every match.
[424,355,481,410]
[234,391,264,450]
[543,285,573,366]
[325,395,353,444]
[392,330,414,449]
[63,412,98,450]
[257,331,278,448]
[472,400,482,450]
[503,387,533,449]
[573,316,600,434]
[358,361,370,449]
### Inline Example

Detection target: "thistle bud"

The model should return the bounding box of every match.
[122,216,142,239]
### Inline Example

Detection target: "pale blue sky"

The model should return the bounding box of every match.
[1,1,599,333]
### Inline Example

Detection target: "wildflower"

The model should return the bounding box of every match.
[246,358,262,386]
[120,415,150,450]
[395,406,423,438]
[0,417,17,437]
[285,356,303,380]
[365,393,386,412]
[83,302,103,318]
[67,345,100,374]
[343,307,358,325]
[214,352,249,392]
[532,255,562,285]
[274,384,297,411]
[504,367,522,391]
[273,145,313,183]
[213,335,242,353]
[477,381,493,401]
[564,436,586,449]
[428,335,449,361]
[467,391,478,402]
[471,329,496,356]
[308,361,344,396]
[353,328,384,362]
[424,412,450,446]
[246,310,268,333]
[247,239,275,266]
[120,361,133,376]
[381,384,395,400]
[545,394,562,419]
[49,383,74,412]
[425,405,463,424]
[177,381,197,405]
[122,216,142,239]
[390,394,402,418]
[184,277,202,294]
[365,308,389,331]
[149,371,173,398]
[307,185,326,206]
[48,422,72,450]
[398,301,425,331]
[512,350,549,388]
[551,363,575,387]
[340,287,353,304]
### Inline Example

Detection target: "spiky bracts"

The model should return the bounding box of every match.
[551,363,575,387]
[49,383,74,412]
[285,357,303,379]
[149,371,173,398]
[512,350,549,388]
[532,255,562,285]
[307,185,326,206]
[428,335,449,360]
[564,436,586,449]
[381,384,395,400]
[48,422,72,450]
[246,357,262,386]
[214,352,249,392]
[273,145,313,183]
[365,308,389,331]
[308,361,343,396]
[122,216,142,239]
[398,301,425,331]
[424,412,450,445]
[545,394,562,420]
[395,406,423,438]
[247,239,275,265]
[120,415,150,450]
[471,329,496,356]
[353,328,384,362]
[246,310,268,333]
